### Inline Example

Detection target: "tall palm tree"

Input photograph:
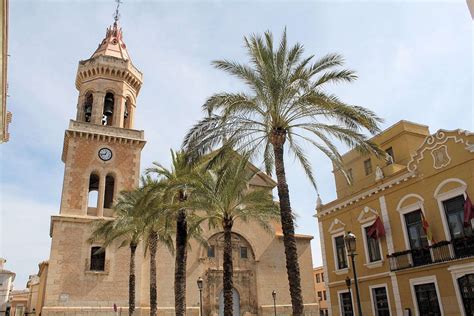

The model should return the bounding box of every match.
[141,177,175,316]
[188,154,279,316]
[89,185,150,316]
[183,29,383,315]
[146,150,204,316]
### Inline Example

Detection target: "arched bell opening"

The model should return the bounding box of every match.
[102,92,115,126]
[87,173,100,215]
[83,93,93,123]
[123,97,131,129]
[103,174,115,210]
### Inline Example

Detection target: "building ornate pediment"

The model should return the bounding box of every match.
[328,218,346,234]
[407,129,473,173]
[357,206,379,224]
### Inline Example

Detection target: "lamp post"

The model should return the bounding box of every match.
[344,232,363,316]
[197,277,203,316]
[272,290,277,316]
[345,276,351,292]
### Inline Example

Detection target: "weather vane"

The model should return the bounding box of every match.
[113,0,122,23]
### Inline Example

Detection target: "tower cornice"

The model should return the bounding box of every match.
[75,55,143,93]
[61,120,146,162]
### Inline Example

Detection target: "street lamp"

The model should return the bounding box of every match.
[197,277,203,316]
[345,276,351,292]
[344,232,363,316]
[272,290,277,316]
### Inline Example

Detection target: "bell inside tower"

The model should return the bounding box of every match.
[102,93,115,126]
[124,97,131,129]
[84,93,93,123]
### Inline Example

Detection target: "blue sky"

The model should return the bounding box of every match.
[1,0,472,288]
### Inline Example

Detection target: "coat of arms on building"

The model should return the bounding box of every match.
[431,145,451,169]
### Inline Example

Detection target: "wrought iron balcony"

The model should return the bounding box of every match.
[387,236,474,271]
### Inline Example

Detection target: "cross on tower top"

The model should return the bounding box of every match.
[113,0,122,23]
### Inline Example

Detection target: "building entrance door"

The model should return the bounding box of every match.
[458,274,474,315]
[219,288,240,316]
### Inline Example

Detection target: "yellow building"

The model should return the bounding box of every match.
[25,261,49,315]
[0,0,11,143]
[316,121,474,316]
[9,290,29,316]
[314,266,329,316]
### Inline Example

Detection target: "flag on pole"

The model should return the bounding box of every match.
[421,212,435,243]
[367,216,386,239]
[464,194,474,227]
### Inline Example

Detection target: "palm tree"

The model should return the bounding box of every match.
[188,153,279,316]
[183,29,383,315]
[89,185,150,316]
[146,150,204,316]
[142,178,175,316]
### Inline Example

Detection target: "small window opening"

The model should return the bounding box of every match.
[102,93,114,126]
[84,93,93,123]
[207,245,215,258]
[240,246,248,259]
[385,147,394,165]
[90,246,105,271]
[364,159,373,176]
[124,98,131,128]
[103,175,115,209]
[88,174,100,208]
[347,168,353,183]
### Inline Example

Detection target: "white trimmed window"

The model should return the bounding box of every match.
[338,290,354,316]
[369,284,391,316]
[334,234,348,270]
[361,220,383,266]
[410,276,443,316]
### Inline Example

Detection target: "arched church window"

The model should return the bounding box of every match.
[240,246,248,259]
[90,246,105,271]
[208,245,215,258]
[84,93,93,123]
[103,174,115,209]
[102,93,114,126]
[124,97,131,128]
[88,173,100,208]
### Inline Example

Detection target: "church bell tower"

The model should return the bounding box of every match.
[43,15,146,315]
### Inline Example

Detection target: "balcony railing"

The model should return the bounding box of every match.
[387,236,474,271]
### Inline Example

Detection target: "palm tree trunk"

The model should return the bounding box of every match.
[223,219,234,316]
[129,243,137,316]
[149,231,158,316]
[272,135,304,316]
[174,209,188,316]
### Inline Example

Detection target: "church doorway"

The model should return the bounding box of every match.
[218,288,240,316]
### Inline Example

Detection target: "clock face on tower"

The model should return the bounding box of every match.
[98,148,113,161]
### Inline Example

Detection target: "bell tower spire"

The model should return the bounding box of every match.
[74,4,143,129]
[44,6,146,313]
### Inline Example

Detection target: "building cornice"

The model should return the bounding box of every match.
[61,120,146,162]
[316,171,416,218]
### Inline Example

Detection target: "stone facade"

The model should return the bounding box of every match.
[43,19,318,316]
[317,121,474,316]
[0,258,15,314]
[313,267,327,316]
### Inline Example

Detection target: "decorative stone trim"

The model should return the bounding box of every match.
[317,171,416,218]
[357,206,379,223]
[407,129,473,172]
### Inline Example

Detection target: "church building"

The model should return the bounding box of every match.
[42,16,318,316]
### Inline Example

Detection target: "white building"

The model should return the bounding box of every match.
[0,258,15,314]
